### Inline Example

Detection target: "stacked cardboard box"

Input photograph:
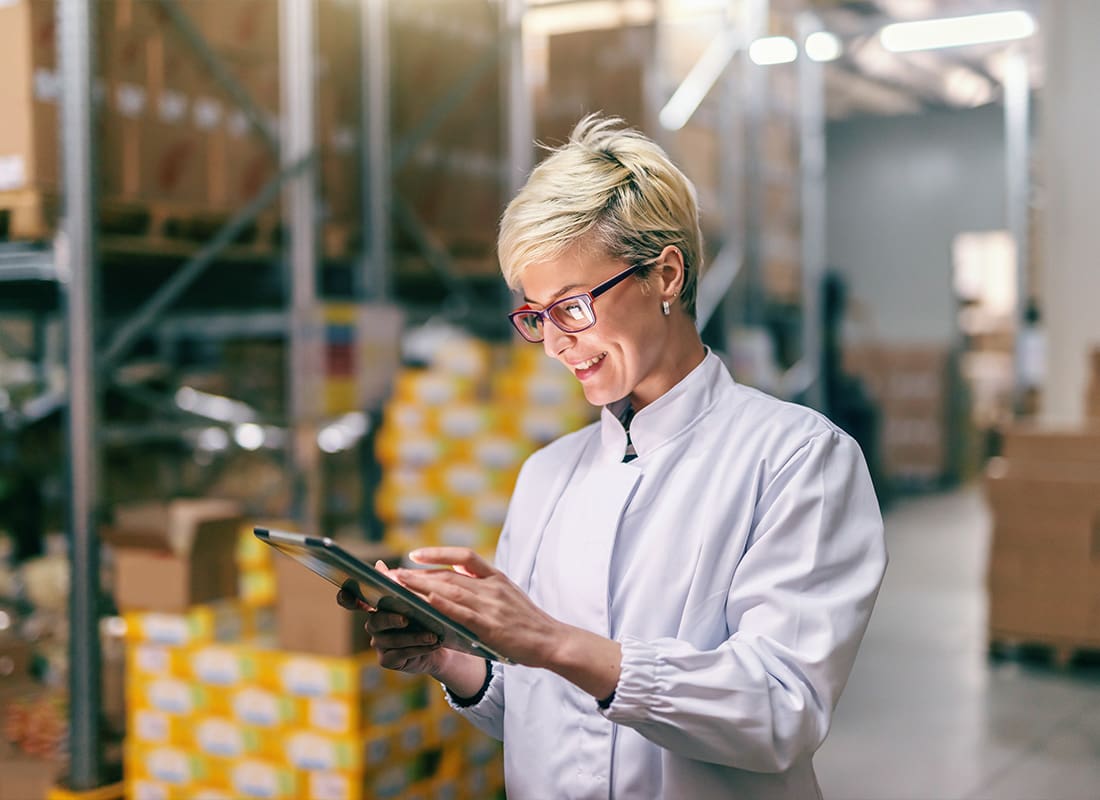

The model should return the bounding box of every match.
[390,0,504,263]
[376,338,595,558]
[0,0,361,244]
[985,426,1100,645]
[844,344,952,485]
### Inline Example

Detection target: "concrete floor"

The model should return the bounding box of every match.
[815,486,1100,800]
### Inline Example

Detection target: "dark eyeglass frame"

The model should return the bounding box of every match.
[507,262,646,343]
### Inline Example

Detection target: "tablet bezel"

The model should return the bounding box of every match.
[254,527,510,663]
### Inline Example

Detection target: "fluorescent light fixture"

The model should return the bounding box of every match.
[880,10,1035,53]
[659,28,741,131]
[806,31,841,62]
[749,36,798,66]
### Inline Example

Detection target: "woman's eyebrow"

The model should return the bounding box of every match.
[523,283,586,306]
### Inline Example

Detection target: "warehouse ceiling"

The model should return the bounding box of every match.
[807,0,1043,118]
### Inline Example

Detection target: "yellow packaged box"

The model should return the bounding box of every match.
[227,684,300,729]
[181,642,264,688]
[301,672,429,735]
[281,726,393,774]
[127,643,185,681]
[126,777,192,800]
[206,757,298,800]
[124,743,212,787]
[269,652,382,698]
[128,708,191,747]
[300,760,418,800]
[127,674,229,718]
[189,717,280,761]
[122,602,250,647]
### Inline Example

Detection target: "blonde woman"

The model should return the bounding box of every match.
[359,116,886,799]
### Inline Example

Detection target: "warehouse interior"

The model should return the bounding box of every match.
[1,0,1099,798]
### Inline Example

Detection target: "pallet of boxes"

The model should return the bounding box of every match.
[984,425,1100,666]
[105,499,502,800]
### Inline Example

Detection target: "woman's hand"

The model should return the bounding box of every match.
[336,560,448,676]
[393,547,565,669]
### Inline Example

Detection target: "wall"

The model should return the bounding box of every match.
[1040,2,1100,424]
[826,104,1007,345]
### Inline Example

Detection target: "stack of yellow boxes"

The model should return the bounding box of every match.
[376,338,594,558]
[122,607,503,799]
[119,516,505,799]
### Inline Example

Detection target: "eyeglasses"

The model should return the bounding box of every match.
[507,262,645,343]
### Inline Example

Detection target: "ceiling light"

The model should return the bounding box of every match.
[806,31,842,62]
[749,36,798,66]
[880,11,1035,53]
[234,423,265,451]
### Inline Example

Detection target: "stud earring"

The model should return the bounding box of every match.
[661,300,671,316]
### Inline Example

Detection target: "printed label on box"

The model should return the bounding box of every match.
[308,698,349,733]
[285,731,340,771]
[138,614,189,645]
[281,659,331,697]
[231,761,283,799]
[131,780,171,800]
[147,678,193,714]
[233,687,282,726]
[193,647,243,685]
[134,710,170,743]
[0,155,27,191]
[116,83,146,117]
[134,644,170,675]
[147,747,192,784]
[195,718,245,757]
[309,772,350,800]
[33,68,60,102]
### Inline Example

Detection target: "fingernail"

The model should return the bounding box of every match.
[421,633,437,644]
[409,549,423,559]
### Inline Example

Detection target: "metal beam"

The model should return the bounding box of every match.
[503,0,533,197]
[1004,46,1030,415]
[790,11,827,409]
[58,0,101,789]
[361,0,392,300]
[280,0,321,526]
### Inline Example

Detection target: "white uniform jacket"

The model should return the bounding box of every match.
[448,351,887,799]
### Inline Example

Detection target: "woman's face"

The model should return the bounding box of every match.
[518,250,684,409]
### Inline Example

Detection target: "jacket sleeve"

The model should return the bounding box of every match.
[602,430,887,773]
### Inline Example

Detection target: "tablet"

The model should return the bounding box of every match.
[254,527,510,664]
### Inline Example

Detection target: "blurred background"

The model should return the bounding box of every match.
[0,0,1098,798]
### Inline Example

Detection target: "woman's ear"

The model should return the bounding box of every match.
[656,245,686,299]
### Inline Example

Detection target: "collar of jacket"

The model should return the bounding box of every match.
[598,348,728,463]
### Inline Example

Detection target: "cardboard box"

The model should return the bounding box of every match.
[1001,426,1100,465]
[0,755,64,800]
[104,499,242,613]
[272,542,392,657]
[0,0,60,193]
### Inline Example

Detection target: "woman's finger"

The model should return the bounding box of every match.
[408,547,495,578]
[365,611,409,633]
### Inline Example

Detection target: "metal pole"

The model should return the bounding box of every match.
[735,0,767,328]
[361,0,391,300]
[58,0,101,789]
[280,0,321,525]
[503,0,533,198]
[1004,46,1030,416]
[797,12,826,410]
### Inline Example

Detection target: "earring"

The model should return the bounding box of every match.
[661,300,671,316]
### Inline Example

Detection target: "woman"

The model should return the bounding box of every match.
[353,116,887,799]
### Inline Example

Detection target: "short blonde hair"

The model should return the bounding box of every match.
[498,115,704,318]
